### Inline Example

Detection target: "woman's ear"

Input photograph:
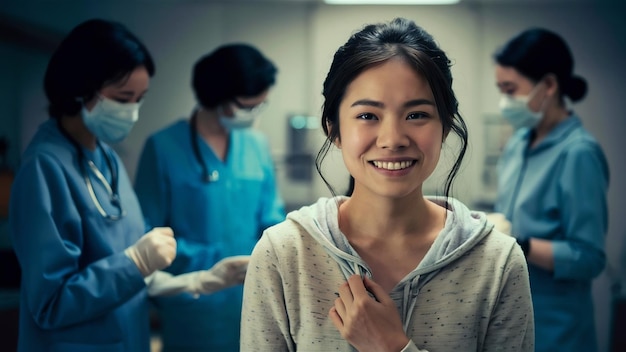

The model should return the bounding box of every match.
[326,120,341,148]
[543,73,559,97]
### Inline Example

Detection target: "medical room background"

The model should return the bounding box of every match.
[0,0,624,351]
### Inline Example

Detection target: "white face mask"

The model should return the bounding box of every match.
[498,83,545,130]
[217,102,265,130]
[81,95,141,144]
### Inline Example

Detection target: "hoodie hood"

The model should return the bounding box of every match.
[287,195,494,332]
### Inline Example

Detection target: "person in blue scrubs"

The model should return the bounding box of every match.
[7,19,181,352]
[493,28,609,352]
[134,44,286,351]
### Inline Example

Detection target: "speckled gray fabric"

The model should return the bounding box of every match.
[241,197,534,352]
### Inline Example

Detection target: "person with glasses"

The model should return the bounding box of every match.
[134,43,286,351]
[8,19,242,352]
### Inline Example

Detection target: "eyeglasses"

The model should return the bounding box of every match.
[231,99,267,114]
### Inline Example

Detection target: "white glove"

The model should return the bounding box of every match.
[486,212,512,235]
[125,227,177,277]
[144,270,191,296]
[189,255,250,295]
[144,255,250,297]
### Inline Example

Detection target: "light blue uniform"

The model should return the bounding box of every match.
[495,114,609,352]
[9,119,150,352]
[135,119,286,351]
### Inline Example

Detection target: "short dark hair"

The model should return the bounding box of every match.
[192,44,277,108]
[44,19,155,119]
[317,17,468,200]
[494,28,587,102]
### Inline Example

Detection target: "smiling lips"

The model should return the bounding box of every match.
[371,160,416,171]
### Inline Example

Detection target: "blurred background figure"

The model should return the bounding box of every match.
[134,43,286,351]
[8,19,179,351]
[493,27,609,352]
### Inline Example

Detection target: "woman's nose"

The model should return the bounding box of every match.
[376,117,410,150]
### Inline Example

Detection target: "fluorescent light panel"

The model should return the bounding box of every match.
[325,0,460,4]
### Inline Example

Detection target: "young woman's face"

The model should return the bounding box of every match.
[336,57,443,199]
[85,66,150,110]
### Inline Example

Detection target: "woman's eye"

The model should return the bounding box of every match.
[112,96,144,104]
[356,113,377,120]
[407,112,429,120]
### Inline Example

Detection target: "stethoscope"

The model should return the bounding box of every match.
[57,121,126,220]
[190,111,220,183]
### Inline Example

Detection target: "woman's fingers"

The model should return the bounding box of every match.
[363,276,388,303]
[337,279,354,304]
[329,306,343,330]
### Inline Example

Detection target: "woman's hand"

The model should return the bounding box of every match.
[329,275,410,352]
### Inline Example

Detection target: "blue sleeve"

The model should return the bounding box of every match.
[134,137,217,273]
[552,142,609,280]
[494,131,525,215]
[167,237,220,274]
[135,136,170,232]
[9,154,145,329]
[257,137,286,234]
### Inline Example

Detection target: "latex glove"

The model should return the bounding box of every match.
[144,255,250,297]
[486,212,512,235]
[188,255,250,295]
[125,227,177,277]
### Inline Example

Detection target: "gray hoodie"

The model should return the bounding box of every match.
[288,196,494,333]
[241,196,534,352]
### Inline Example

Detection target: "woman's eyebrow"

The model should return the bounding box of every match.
[350,99,384,108]
[113,91,134,97]
[349,98,434,108]
[404,98,435,107]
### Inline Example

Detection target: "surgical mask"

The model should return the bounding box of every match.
[81,95,141,144]
[499,83,545,130]
[217,102,265,130]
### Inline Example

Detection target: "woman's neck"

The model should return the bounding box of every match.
[60,115,97,150]
[193,106,230,161]
[194,107,227,138]
[532,101,569,147]
[339,191,444,241]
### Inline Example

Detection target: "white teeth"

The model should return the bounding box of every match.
[372,160,413,170]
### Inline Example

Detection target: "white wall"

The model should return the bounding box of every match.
[1,1,625,350]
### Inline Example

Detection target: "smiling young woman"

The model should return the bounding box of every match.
[241,17,534,352]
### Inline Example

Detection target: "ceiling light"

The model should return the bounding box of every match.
[324,0,460,4]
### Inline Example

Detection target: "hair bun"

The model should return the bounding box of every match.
[565,75,587,102]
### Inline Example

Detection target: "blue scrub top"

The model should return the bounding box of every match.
[9,119,150,352]
[135,119,286,351]
[495,114,609,352]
